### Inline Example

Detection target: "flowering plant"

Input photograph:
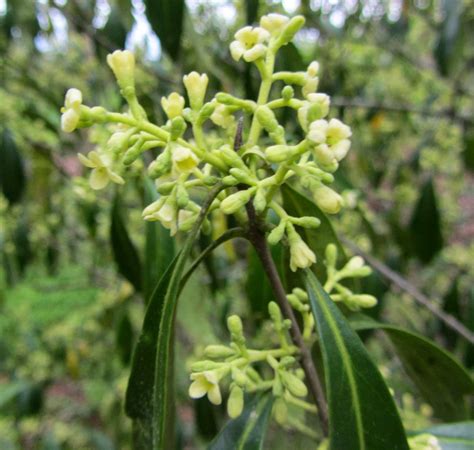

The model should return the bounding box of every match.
[59,13,450,450]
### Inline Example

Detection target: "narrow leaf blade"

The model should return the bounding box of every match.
[304,270,409,450]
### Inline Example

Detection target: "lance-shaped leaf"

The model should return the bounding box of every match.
[209,395,274,450]
[110,195,142,292]
[414,421,474,450]
[350,314,474,422]
[304,270,409,450]
[0,128,26,205]
[126,185,223,449]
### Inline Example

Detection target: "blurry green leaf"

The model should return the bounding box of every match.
[463,126,474,171]
[99,8,128,50]
[350,314,474,422]
[145,0,185,60]
[126,186,223,449]
[110,195,142,292]
[209,395,274,450]
[441,280,461,349]
[282,184,347,281]
[194,396,219,440]
[0,128,26,205]
[434,0,464,76]
[143,178,175,302]
[415,422,474,450]
[116,309,134,365]
[0,381,28,410]
[465,288,474,368]
[304,270,409,450]
[409,178,443,264]
[245,0,259,24]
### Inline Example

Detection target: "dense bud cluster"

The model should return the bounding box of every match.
[61,13,353,272]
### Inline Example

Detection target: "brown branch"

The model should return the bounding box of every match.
[341,237,474,345]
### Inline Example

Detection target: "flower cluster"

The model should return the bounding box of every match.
[61,13,353,272]
[188,304,316,426]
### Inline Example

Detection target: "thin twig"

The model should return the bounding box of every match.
[342,237,474,345]
[232,118,329,435]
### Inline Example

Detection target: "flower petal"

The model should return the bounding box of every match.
[89,168,110,190]
[87,151,104,167]
[207,384,222,405]
[230,41,245,61]
[108,169,125,185]
[188,379,208,399]
[77,153,95,168]
[243,44,267,62]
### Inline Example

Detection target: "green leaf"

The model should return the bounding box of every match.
[110,195,142,292]
[408,178,443,264]
[415,422,474,450]
[282,184,347,281]
[350,315,474,422]
[304,270,409,450]
[0,128,26,205]
[145,0,185,61]
[143,178,175,302]
[245,0,259,24]
[434,0,464,77]
[208,395,274,450]
[463,125,474,171]
[126,185,223,449]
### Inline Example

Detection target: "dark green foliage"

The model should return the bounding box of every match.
[305,270,409,450]
[110,195,143,292]
[0,128,26,205]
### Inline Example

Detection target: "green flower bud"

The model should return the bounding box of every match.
[222,175,239,186]
[272,373,284,396]
[123,138,145,165]
[157,182,175,195]
[170,116,186,140]
[350,294,378,308]
[202,175,219,186]
[325,244,338,268]
[161,92,185,119]
[107,50,135,91]
[253,188,267,213]
[275,15,305,48]
[148,149,172,179]
[290,216,321,228]
[256,106,279,132]
[176,183,189,208]
[280,371,308,397]
[266,144,297,163]
[203,345,235,359]
[231,368,248,387]
[267,220,286,245]
[220,189,254,214]
[107,131,131,154]
[281,85,294,101]
[217,145,247,170]
[229,168,256,185]
[268,301,282,326]
[273,397,288,425]
[227,315,244,338]
[227,385,244,418]
[196,102,216,125]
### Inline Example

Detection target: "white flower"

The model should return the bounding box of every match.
[307,120,328,144]
[106,50,135,90]
[230,26,270,62]
[161,92,185,119]
[260,13,289,34]
[326,118,352,145]
[183,71,209,110]
[61,88,83,133]
[188,371,222,405]
[77,151,124,190]
[288,232,316,272]
[172,146,199,173]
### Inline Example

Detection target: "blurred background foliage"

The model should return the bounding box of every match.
[1,0,473,448]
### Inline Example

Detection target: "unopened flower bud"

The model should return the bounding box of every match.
[290,216,321,228]
[217,145,247,170]
[229,168,256,186]
[350,294,378,308]
[268,301,282,325]
[288,227,316,272]
[157,182,175,195]
[176,183,189,208]
[220,189,253,214]
[280,371,308,397]
[196,102,216,125]
[123,138,145,165]
[325,244,338,268]
[253,188,267,213]
[275,15,305,48]
[170,116,186,140]
[231,368,248,387]
[190,360,222,372]
[260,13,290,35]
[227,385,244,418]
[227,315,243,338]
[266,144,297,163]
[107,50,135,90]
[107,131,130,154]
[183,71,208,111]
[256,106,279,132]
[313,185,343,214]
[273,397,288,424]
[281,85,294,101]
[148,150,172,179]
[204,345,235,359]
[267,220,286,245]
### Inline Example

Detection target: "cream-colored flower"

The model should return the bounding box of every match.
[106,50,135,90]
[326,118,352,145]
[61,88,83,133]
[298,94,330,130]
[307,119,328,144]
[230,26,270,62]
[161,92,185,119]
[183,71,209,110]
[172,146,199,173]
[77,151,124,190]
[189,371,222,405]
[260,13,289,34]
[288,232,316,272]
